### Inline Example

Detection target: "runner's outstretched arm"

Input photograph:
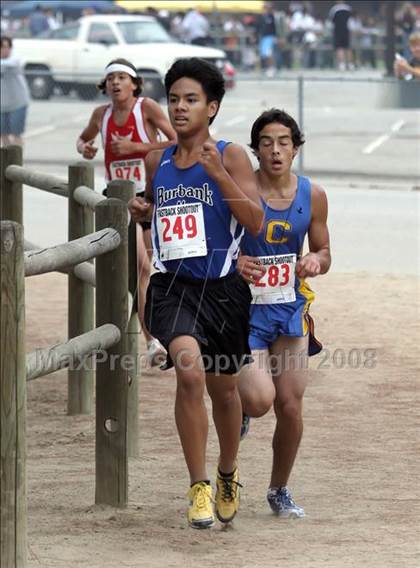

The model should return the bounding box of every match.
[128,149,162,223]
[296,184,331,278]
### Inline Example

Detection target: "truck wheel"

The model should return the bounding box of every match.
[137,70,165,101]
[76,85,98,100]
[26,67,54,100]
[57,82,73,96]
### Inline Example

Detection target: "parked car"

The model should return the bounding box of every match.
[12,14,235,100]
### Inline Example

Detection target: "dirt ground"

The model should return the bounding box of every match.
[24,271,419,568]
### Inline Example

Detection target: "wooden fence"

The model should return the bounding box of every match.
[0,146,141,568]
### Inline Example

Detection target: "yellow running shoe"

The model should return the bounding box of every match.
[187,482,215,529]
[215,468,242,523]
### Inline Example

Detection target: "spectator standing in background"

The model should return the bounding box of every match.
[0,36,30,147]
[329,1,353,71]
[290,5,316,68]
[289,3,304,45]
[1,12,10,34]
[394,31,420,80]
[170,11,185,40]
[359,16,379,69]
[28,4,49,37]
[273,7,289,71]
[182,8,211,46]
[223,16,244,66]
[242,34,258,71]
[348,10,363,68]
[396,2,418,60]
[257,2,278,77]
[45,9,60,31]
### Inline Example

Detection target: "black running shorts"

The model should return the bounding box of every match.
[145,271,252,375]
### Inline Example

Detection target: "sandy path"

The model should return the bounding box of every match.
[24,271,419,568]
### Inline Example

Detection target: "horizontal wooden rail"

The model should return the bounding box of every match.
[5,165,68,197]
[73,262,96,287]
[23,240,134,313]
[24,228,120,277]
[24,239,96,286]
[24,239,42,251]
[73,185,106,210]
[26,324,121,381]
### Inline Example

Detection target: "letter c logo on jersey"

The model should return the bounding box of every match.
[265,220,291,244]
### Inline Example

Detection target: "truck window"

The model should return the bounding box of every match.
[49,24,80,40]
[87,23,118,45]
[117,20,171,44]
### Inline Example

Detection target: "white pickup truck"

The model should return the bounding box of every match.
[12,14,234,100]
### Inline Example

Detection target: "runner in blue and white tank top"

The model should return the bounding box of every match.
[128,58,263,530]
[151,140,246,279]
[237,109,331,519]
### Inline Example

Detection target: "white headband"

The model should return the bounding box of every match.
[105,63,137,78]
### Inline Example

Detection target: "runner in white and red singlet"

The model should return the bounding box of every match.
[102,95,151,190]
[76,58,176,365]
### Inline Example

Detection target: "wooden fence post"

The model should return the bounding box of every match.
[106,179,139,458]
[1,221,26,567]
[67,163,94,415]
[95,199,128,507]
[126,313,139,458]
[0,145,23,224]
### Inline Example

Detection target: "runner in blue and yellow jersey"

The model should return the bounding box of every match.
[238,108,331,519]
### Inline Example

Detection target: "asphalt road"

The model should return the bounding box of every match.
[23,71,420,182]
[14,71,420,275]
[22,167,419,276]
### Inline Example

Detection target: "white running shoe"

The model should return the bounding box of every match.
[267,486,305,518]
[146,338,166,367]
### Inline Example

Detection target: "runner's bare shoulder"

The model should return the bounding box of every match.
[93,104,110,127]
[145,148,165,176]
[311,182,327,198]
[310,182,328,219]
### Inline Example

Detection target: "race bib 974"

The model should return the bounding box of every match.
[251,254,297,304]
[110,159,145,191]
[157,202,207,261]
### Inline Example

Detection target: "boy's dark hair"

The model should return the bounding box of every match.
[250,108,305,151]
[97,58,143,96]
[164,58,225,125]
[1,36,13,48]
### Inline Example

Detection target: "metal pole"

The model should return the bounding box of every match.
[297,75,304,175]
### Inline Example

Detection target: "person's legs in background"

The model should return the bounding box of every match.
[267,334,308,518]
[1,110,12,146]
[8,105,27,146]
[136,224,166,366]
